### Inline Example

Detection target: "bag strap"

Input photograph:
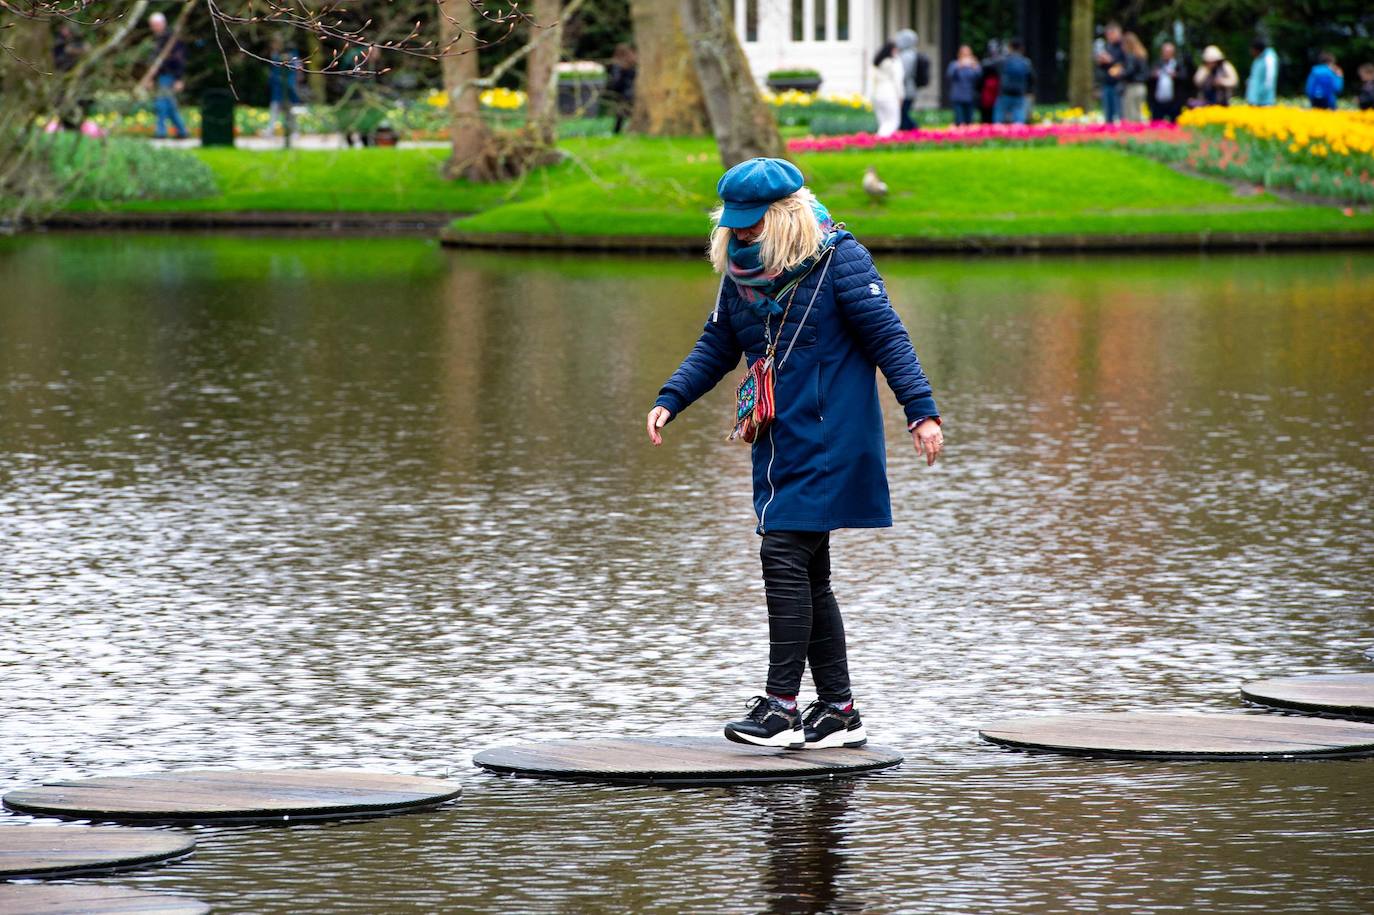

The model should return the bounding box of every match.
[710,275,725,323]
[778,245,836,370]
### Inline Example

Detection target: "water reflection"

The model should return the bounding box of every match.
[757,782,857,914]
[0,235,1370,912]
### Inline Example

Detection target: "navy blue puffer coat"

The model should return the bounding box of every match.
[655,233,938,533]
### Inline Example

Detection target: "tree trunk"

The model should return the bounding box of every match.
[525,0,562,146]
[628,0,708,135]
[1067,0,1094,111]
[679,0,783,167]
[440,0,493,180]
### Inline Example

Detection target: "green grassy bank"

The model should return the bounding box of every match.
[63,136,1374,240]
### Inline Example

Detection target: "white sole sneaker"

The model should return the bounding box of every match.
[724,725,805,749]
[802,724,868,750]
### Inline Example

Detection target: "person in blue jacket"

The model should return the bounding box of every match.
[1306,52,1344,110]
[645,158,943,751]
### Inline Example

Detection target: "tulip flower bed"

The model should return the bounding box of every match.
[787,120,1178,153]
[1120,106,1374,204]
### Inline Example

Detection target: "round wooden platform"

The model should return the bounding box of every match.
[1241,673,1374,720]
[0,826,194,879]
[2,769,461,825]
[0,885,209,914]
[473,736,903,785]
[979,712,1374,760]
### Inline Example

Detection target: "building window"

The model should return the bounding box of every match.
[791,0,803,41]
[745,0,758,42]
[813,0,825,40]
[836,0,849,40]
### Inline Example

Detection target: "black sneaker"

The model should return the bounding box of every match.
[724,696,804,749]
[801,700,867,749]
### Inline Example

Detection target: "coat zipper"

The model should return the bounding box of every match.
[757,423,778,534]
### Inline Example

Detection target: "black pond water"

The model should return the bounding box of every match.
[1,234,1371,912]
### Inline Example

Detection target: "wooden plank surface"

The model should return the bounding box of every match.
[1241,674,1374,720]
[0,826,194,878]
[979,712,1374,760]
[2,769,461,825]
[0,885,209,914]
[473,736,902,785]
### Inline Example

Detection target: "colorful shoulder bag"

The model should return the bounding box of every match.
[728,248,836,443]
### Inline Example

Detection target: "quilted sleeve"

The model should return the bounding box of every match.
[653,294,743,421]
[832,238,939,425]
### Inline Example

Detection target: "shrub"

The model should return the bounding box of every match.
[767,68,821,81]
[35,132,219,201]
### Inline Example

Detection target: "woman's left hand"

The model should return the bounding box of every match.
[912,419,944,466]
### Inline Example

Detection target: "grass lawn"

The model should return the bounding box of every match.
[65,146,512,213]
[63,136,1374,238]
[449,138,1374,238]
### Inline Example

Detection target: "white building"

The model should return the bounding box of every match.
[732,0,945,104]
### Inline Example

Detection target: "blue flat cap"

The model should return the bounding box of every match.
[716,157,804,228]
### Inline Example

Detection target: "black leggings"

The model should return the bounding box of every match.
[760,531,852,703]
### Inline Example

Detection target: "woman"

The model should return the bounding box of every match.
[946,44,982,126]
[646,158,943,750]
[871,41,904,137]
[1119,32,1150,122]
[1194,45,1238,107]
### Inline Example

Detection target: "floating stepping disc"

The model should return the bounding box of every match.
[3,769,461,825]
[0,826,194,879]
[0,885,209,914]
[473,736,903,785]
[1241,673,1374,720]
[979,712,1374,760]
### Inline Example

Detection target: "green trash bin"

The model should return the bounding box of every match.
[200,88,235,147]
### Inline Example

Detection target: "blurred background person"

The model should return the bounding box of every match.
[1194,45,1238,107]
[1119,32,1150,122]
[1246,38,1279,106]
[1358,62,1374,110]
[605,43,637,135]
[263,37,301,139]
[946,44,982,126]
[894,29,930,131]
[1095,22,1125,123]
[147,11,188,139]
[871,41,904,136]
[1151,41,1184,122]
[1306,52,1344,109]
[977,39,1002,124]
[993,38,1033,124]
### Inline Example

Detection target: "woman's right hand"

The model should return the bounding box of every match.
[646,406,672,446]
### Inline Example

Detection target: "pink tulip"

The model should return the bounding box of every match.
[787,119,1179,153]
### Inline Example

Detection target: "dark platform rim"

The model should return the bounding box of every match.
[0,827,196,880]
[978,708,1374,758]
[1239,676,1374,722]
[978,729,1374,761]
[2,771,463,826]
[472,740,904,786]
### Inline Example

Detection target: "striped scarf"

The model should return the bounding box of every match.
[726,199,838,319]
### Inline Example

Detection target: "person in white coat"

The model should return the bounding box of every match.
[871,41,904,136]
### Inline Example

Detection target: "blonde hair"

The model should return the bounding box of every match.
[1121,31,1148,61]
[708,187,825,276]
